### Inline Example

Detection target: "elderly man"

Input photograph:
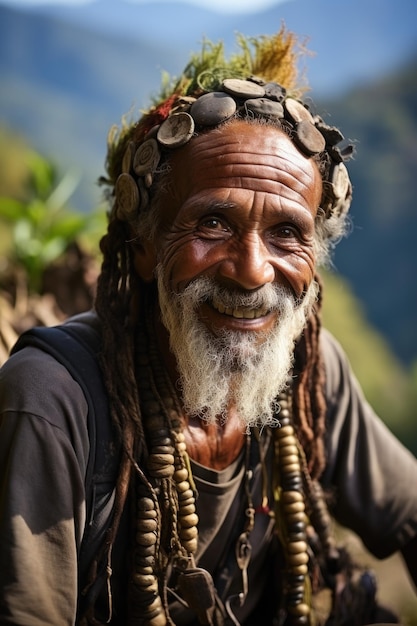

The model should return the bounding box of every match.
[1,28,416,626]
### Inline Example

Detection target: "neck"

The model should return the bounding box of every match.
[148,299,246,469]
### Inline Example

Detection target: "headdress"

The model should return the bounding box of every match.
[100,27,353,237]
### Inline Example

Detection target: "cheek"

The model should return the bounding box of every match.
[159,237,217,292]
[275,248,316,297]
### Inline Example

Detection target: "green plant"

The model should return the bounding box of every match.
[0,150,103,292]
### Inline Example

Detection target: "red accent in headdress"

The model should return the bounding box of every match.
[134,94,179,141]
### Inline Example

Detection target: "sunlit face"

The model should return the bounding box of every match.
[135,121,322,425]
[152,120,322,340]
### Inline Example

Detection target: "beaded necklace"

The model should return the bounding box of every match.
[130,298,323,625]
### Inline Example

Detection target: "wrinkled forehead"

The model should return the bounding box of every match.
[166,120,323,206]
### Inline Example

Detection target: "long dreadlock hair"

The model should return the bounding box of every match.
[91,26,353,623]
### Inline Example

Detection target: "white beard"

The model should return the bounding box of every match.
[156,267,318,431]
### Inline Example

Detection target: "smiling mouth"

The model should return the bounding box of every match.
[211,295,271,320]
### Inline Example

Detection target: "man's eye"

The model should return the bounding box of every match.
[272,225,298,239]
[201,217,227,231]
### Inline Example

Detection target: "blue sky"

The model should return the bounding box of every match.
[0,0,288,14]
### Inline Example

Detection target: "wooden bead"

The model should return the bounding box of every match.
[183,537,198,553]
[136,531,157,547]
[137,518,158,533]
[279,444,298,457]
[289,564,308,576]
[139,508,157,520]
[280,454,300,467]
[287,540,308,554]
[275,425,294,438]
[281,463,301,475]
[281,490,303,503]
[137,497,155,511]
[174,468,189,482]
[287,552,309,567]
[288,602,310,617]
[132,572,158,591]
[179,503,196,516]
[287,512,307,525]
[178,489,194,502]
[283,501,305,515]
[179,513,199,528]
[180,525,198,540]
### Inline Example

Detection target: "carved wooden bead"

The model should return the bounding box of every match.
[180,525,198,540]
[136,531,157,547]
[179,499,196,512]
[138,497,155,511]
[148,453,175,466]
[287,540,308,554]
[174,468,189,482]
[287,512,307,526]
[135,554,155,568]
[280,454,299,467]
[276,425,295,438]
[183,537,198,553]
[279,444,298,457]
[281,463,301,475]
[142,596,164,614]
[287,552,309,567]
[179,503,196,516]
[137,518,158,533]
[148,613,167,626]
[176,480,191,493]
[152,445,175,455]
[132,571,158,589]
[284,501,305,515]
[281,490,303,503]
[135,565,154,575]
[136,543,156,557]
[288,602,310,617]
[288,533,307,543]
[139,508,157,520]
[289,563,308,576]
[277,435,296,448]
[133,573,158,588]
[147,464,174,478]
[179,512,199,528]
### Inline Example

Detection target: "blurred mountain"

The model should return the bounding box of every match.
[0,0,416,365]
[324,56,417,366]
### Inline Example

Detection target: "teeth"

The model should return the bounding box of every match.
[212,297,268,319]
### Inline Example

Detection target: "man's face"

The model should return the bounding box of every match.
[142,121,323,427]
[153,120,322,341]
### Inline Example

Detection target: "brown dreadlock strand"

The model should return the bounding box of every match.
[293,275,327,480]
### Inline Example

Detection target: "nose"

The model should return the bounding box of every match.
[219,234,276,290]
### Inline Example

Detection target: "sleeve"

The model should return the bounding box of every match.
[319,329,417,559]
[0,347,89,626]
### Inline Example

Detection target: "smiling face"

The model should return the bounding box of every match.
[151,120,322,332]
[135,121,323,426]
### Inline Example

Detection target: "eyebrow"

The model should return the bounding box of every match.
[195,200,238,213]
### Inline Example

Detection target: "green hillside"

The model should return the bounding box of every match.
[319,54,417,366]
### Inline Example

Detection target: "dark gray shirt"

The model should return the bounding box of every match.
[0,323,416,625]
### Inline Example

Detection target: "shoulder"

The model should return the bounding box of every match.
[0,316,98,440]
[319,327,358,403]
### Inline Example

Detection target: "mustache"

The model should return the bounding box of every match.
[176,276,297,312]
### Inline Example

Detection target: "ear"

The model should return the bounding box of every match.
[132,240,157,283]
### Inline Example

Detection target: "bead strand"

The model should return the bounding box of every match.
[275,390,311,625]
